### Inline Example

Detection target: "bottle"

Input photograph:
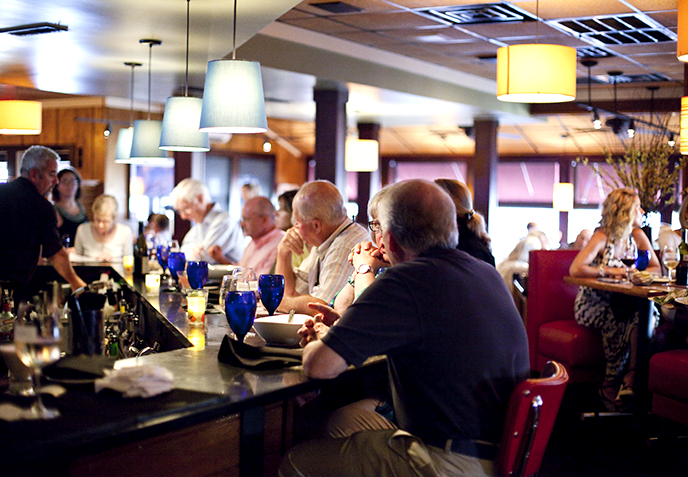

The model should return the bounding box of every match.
[0,291,15,343]
[676,229,688,286]
[134,221,148,280]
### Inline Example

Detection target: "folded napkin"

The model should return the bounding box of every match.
[43,355,116,381]
[94,364,174,398]
[218,334,302,370]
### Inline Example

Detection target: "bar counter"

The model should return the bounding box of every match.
[0,266,385,477]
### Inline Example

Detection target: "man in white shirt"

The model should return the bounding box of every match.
[275,180,369,315]
[171,178,245,264]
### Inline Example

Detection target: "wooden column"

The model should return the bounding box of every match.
[173,152,192,242]
[472,119,499,226]
[355,122,380,225]
[313,87,348,192]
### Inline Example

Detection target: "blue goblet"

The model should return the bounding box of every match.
[224,291,257,343]
[187,261,208,290]
[157,244,170,275]
[168,252,186,284]
[259,274,284,316]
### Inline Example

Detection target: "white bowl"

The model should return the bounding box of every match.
[252,314,309,347]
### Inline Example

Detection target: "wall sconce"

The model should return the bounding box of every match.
[553,183,574,212]
[345,139,379,172]
[0,100,42,135]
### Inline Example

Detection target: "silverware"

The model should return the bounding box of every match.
[287,309,295,323]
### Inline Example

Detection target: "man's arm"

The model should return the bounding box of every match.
[48,248,86,291]
[278,293,327,315]
[275,227,305,298]
[302,338,348,379]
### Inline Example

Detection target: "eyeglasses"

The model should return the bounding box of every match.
[368,220,382,235]
[60,179,78,186]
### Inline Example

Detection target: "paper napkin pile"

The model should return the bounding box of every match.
[95,364,174,398]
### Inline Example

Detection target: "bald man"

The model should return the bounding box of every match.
[234,196,285,276]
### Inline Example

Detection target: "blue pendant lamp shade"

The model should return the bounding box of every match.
[199,59,267,134]
[160,96,210,151]
[114,126,134,162]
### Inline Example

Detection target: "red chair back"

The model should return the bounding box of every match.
[496,361,569,477]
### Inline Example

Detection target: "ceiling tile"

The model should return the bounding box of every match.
[334,11,444,30]
[281,17,359,33]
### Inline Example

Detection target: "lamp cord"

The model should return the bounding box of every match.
[535,0,539,44]
[129,65,135,126]
[147,43,152,120]
[185,0,190,97]
[232,0,237,60]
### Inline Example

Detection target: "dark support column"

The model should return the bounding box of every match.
[356,122,380,225]
[240,406,265,477]
[472,119,499,225]
[559,159,573,247]
[313,87,348,191]
[173,152,192,242]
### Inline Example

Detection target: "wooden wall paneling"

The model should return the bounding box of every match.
[40,107,59,146]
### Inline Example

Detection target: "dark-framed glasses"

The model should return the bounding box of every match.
[368,220,382,235]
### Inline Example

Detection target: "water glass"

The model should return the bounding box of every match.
[259,274,285,316]
[187,261,208,290]
[168,252,186,284]
[231,267,258,293]
[224,291,257,343]
[219,274,233,308]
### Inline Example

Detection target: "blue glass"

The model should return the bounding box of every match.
[168,252,186,283]
[157,244,170,274]
[187,261,208,290]
[259,274,284,316]
[224,291,257,343]
[636,249,650,271]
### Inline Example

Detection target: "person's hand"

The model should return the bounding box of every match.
[298,315,330,348]
[307,302,341,327]
[96,252,113,263]
[207,244,226,263]
[278,227,305,257]
[350,241,389,272]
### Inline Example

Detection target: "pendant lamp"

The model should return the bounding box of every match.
[115,62,141,163]
[496,1,576,103]
[129,39,170,164]
[553,183,574,211]
[680,97,688,155]
[0,100,42,135]
[160,0,209,151]
[679,0,688,62]
[345,139,379,172]
[199,0,267,134]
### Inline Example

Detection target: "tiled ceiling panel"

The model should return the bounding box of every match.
[332,11,445,30]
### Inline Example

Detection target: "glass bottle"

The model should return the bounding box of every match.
[134,221,148,279]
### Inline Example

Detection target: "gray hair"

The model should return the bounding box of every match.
[293,180,346,226]
[368,185,393,220]
[171,178,211,209]
[378,180,458,254]
[92,194,119,220]
[19,146,60,177]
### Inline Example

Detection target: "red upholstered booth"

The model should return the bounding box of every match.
[649,350,688,426]
[526,250,605,382]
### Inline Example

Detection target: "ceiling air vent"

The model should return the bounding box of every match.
[423,3,535,25]
[550,13,675,46]
[310,2,363,14]
[577,46,613,59]
[0,22,68,36]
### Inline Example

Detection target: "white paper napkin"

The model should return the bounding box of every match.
[94,364,174,398]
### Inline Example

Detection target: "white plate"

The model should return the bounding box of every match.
[674,297,688,305]
[652,277,672,284]
[208,264,238,280]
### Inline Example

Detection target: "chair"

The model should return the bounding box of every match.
[649,349,688,426]
[496,361,569,477]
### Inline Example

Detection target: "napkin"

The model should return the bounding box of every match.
[217,334,302,370]
[94,364,174,398]
[44,355,116,381]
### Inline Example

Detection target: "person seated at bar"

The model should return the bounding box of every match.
[52,167,87,248]
[275,180,369,315]
[276,189,309,269]
[435,178,495,266]
[496,228,548,294]
[170,178,245,264]
[566,228,593,250]
[280,180,529,477]
[0,146,86,300]
[145,212,172,245]
[73,194,133,263]
[569,187,661,411]
[209,196,285,276]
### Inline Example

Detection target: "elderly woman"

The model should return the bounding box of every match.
[73,194,133,262]
[570,187,661,411]
[53,167,87,247]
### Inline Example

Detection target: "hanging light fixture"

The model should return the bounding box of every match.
[627,120,635,138]
[160,0,209,152]
[345,138,379,172]
[553,183,574,212]
[199,0,267,134]
[114,62,141,163]
[496,1,576,103]
[0,100,42,135]
[129,39,170,164]
[679,0,688,61]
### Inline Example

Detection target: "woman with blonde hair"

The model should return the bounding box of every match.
[570,187,660,410]
[435,179,494,266]
[74,194,133,262]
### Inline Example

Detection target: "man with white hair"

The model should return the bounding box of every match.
[171,178,245,264]
[275,180,369,315]
[0,146,86,299]
[280,180,529,477]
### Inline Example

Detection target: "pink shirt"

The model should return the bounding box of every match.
[239,227,285,276]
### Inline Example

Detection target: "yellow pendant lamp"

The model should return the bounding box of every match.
[0,100,42,135]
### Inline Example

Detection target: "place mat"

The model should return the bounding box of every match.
[43,355,116,381]
[217,334,302,370]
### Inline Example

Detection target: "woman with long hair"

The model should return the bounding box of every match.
[53,167,87,247]
[570,187,661,410]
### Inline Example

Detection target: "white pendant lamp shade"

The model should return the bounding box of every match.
[0,100,42,135]
[345,139,379,172]
[497,44,577,103]
[114,127,134,163]
[160,96,210,151]
[199,59,268,134]
[129,119,169,163]
[553,183,574,211]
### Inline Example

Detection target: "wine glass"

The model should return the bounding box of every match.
[224,291,257,343]
[168,252,186,285]
[621,240,638,281]
[662,246,679,280]
[187,261,208,290]
[259,274,285,316]
[157,243,171,276]
[219,274,233,308]
[14,314,61,419]
[231,267,258,293]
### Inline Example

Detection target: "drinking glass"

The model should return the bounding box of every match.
[219,274,233,308]
[168,252,186,284]
[621,240,638,281]
[14,314,61,419]
[157,243,170,276]
[231,267,258,294]
[259,274,285,316]
[224,291,257,343]
[662,246,679,280]
[187,261,208,290]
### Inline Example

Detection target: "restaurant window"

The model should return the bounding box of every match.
[497,162,558,205]
[128,163,175,223]
[392,161,468,184]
